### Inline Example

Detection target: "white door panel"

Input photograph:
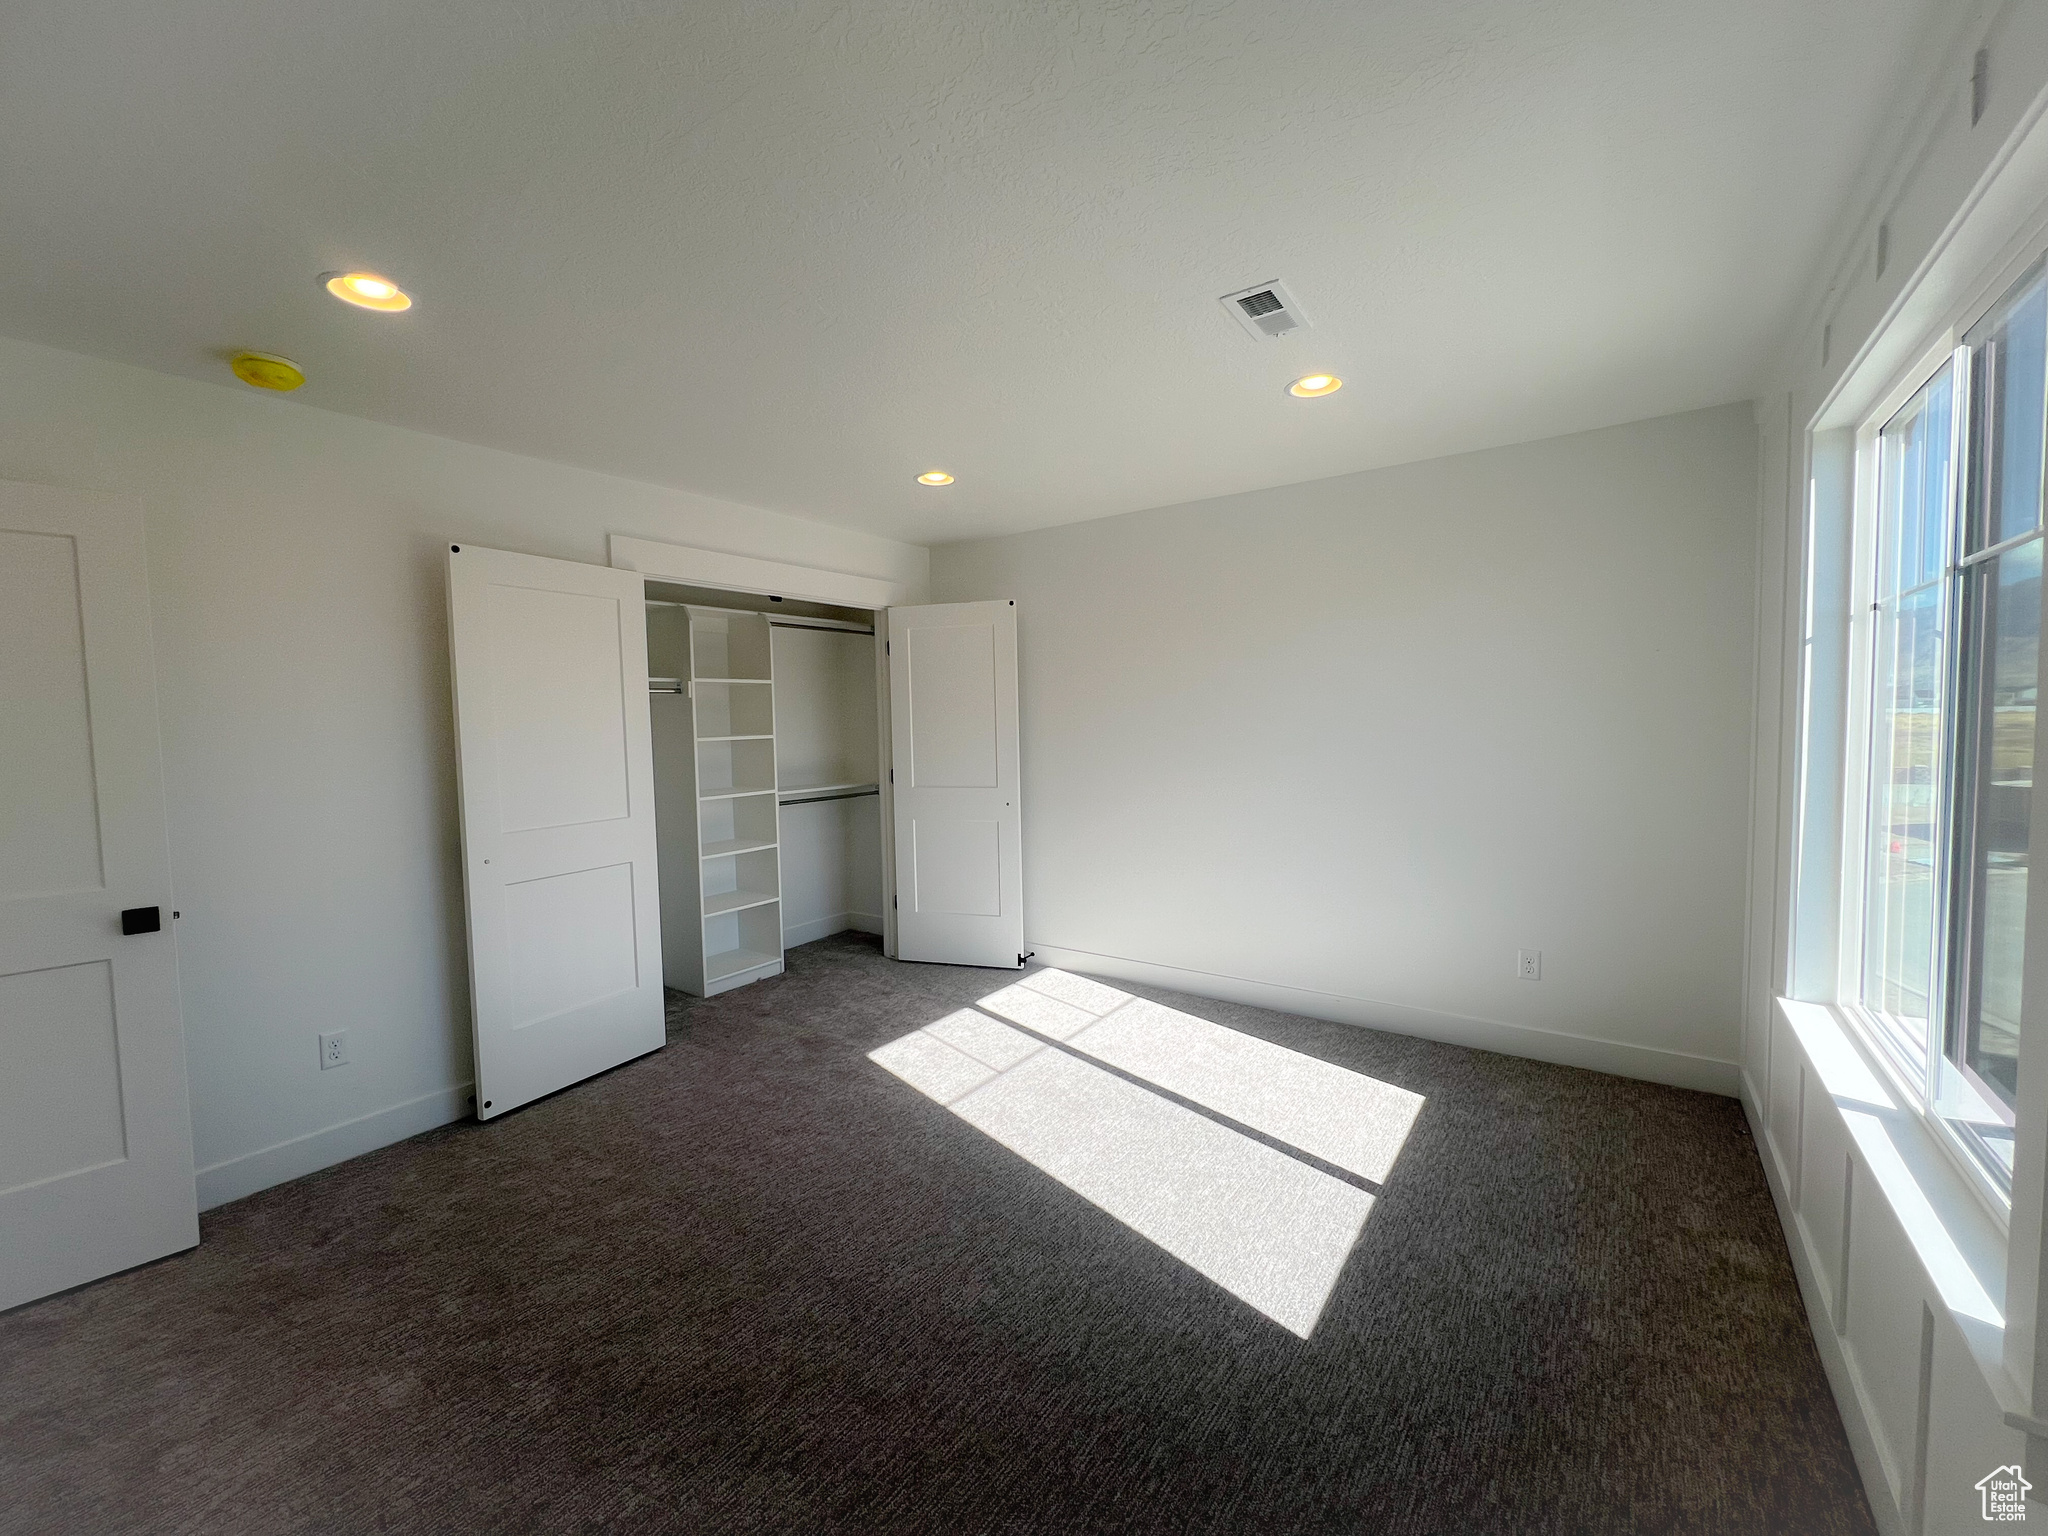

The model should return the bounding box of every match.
[906,623,999,786]
[486,584,636,830]
[447,546,664,1119]
[887,601,1024,968]
[0,481,197,1312]
[911,819,1003,915]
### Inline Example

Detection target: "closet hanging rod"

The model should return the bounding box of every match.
[766,618,876,636]
[777,786,881,806]
[645,599,761,617]
[644,598,873,634]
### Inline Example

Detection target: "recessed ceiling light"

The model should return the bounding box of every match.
[322,271,413,312]
[917,471,955,486]
[1288,374,1343,398]
[229,351,305,391]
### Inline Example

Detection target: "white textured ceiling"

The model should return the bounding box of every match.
[1,0,1935,543]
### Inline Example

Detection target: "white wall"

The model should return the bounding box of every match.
[771,625,885,946]
[931,402,1757,1092]
[0,330,927,1207]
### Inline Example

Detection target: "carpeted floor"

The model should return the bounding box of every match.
[1,933,1872,1535]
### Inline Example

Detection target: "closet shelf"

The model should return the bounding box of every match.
[649,678,686,693]
[693,676,773,685]
[705,946,781,983]
[702,889,779,917]
[699,784,777,801]
[700,835,777,860]
[698,733,773,743]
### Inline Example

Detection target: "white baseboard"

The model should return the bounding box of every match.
[784,910,885,947]
[195,1082,474,1212]
[193,933,1726,1218]
[194,912,894,1210]
[1027,942,1740,1096]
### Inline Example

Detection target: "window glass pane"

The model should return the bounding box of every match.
[1878,367,1954,597]
[1964,260,2048,551]
[1952,536,2038,1117]
[1939,259,2048,1198]
[1861,582,1943,1033]
[1862,364,1954,1061]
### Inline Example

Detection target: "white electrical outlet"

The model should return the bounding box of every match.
[1517,949,1542,981]
[319,1030,349,1069]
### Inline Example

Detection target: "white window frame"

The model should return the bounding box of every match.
[1837,334,1964,1087]
[1831,232,2048,1222]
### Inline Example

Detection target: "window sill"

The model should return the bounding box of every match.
[1773,997,2021,1416]
[1832,1002,2015,1224]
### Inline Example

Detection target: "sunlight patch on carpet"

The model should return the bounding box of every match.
[868,972,1423,1338]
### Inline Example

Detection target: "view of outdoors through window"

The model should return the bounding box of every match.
[1863,365,1952,1056]
[1946,267,2047,1180]
[1859,258,2047,1194]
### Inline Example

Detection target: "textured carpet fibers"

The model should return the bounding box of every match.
[1,933,1872,1534]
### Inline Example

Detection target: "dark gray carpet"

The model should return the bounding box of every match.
[1,932,1872,1535]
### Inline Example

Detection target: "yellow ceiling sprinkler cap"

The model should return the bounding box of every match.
[230,352,306,391]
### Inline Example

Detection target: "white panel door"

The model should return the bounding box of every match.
[887,601,1024,968]
[447,545,665,1119]
[0,481,197,1311]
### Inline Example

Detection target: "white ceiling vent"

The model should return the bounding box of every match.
[1219,279,1310,340]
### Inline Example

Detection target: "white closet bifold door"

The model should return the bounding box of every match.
[446,545,666,1119]
[885,600,1024,968]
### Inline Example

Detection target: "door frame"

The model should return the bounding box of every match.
[607,536,922,958]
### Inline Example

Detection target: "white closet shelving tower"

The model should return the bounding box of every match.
[649,605,786,996]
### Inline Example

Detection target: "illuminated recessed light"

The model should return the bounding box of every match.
[1288,373,1343,398]
[917,471,954,486]
[229,351,305,391]
[322,271,413,312]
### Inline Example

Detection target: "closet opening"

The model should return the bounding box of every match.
[644,579,886,998]
[445,538,1022,1116]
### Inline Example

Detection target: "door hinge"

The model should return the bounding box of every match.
[892,895,898,910]
[888,768,894,783]
[885,640,890,654]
